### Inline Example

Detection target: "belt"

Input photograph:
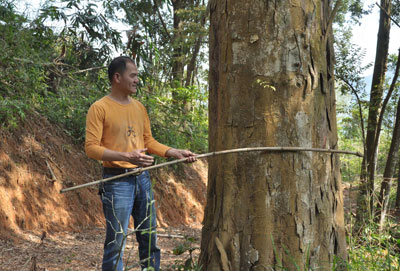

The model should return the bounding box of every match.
[103,167,140,175]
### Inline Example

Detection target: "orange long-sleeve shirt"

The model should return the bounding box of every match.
[85,96,170,168]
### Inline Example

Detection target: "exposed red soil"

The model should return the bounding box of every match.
[153,162,207,228]
[0,112,103,234]
[0,112,207,270]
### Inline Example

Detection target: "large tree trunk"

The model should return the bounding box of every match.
[359,0,391,216]
[200,0,347,270]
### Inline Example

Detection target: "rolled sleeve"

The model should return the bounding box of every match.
[85,104,106,160]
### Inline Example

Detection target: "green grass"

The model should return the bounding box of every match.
[344,189,400,271]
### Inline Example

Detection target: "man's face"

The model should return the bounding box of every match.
[116,62,139,95]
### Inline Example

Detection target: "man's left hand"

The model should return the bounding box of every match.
[166,148,197,163]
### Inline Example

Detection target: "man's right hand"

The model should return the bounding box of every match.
[123,148,154,167]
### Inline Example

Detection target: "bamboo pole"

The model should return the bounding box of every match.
[60,147,363,193]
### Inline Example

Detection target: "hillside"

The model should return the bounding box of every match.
[0,111,207,236]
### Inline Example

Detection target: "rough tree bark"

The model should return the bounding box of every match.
[200,0,347,270]
[359,0,391,216]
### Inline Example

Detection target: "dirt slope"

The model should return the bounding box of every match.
[0,112,207,237]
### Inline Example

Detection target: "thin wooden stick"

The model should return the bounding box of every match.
[69,66,106,75]
[45,159,57,181]
[59,147,363,194]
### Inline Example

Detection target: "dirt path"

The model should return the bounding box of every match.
[0,226,201,271]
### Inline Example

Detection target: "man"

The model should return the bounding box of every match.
[85,56,196,271]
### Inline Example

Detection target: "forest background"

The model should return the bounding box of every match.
[1,0,400,269]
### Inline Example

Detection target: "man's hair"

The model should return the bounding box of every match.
[108,56,135,82]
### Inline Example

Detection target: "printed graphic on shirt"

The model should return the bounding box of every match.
[127,126,136,137]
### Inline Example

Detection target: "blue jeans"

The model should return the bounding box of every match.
[100,171,160,271]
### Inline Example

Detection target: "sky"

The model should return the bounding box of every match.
[351,0,400,76]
